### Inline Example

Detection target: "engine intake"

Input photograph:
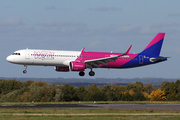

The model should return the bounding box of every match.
[70,61,85,71]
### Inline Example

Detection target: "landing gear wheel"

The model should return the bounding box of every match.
[23,65,27,74]
[23,70,27,74]
[79,71,85,76]
[89,71,95,76]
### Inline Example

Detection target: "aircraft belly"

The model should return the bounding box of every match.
[32,58,75,66]
[99,61,121,68]
[32,59,60,66]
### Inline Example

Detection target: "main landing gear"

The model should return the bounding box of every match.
[89,71,95,76]
[89,67,95,76]
[23,65,27,74]
[79,71,85,76]
[79,69,95,76]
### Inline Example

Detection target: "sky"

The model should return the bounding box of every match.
[1,0,180,79]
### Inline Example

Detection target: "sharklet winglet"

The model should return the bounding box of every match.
[81,47,85,52]
[119,45,132,57]
[125,45,132,54]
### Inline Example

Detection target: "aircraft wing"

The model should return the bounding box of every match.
[83,45,132,68]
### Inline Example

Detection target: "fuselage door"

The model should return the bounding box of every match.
[139,55,143,64]
[25,48,30,59]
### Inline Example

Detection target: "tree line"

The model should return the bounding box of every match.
[0,79,180,102]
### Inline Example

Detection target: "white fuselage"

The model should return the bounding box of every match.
[6,49,81,67]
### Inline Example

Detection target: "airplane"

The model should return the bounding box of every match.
[6,33,169,76]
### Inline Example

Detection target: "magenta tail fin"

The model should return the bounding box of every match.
[140,33,165,56]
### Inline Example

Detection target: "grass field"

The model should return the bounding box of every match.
[0,108,180,120]
[0,101,180,120]
[0,116,180,120]
[0,101,180,105]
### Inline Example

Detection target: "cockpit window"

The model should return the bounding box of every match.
[12,53,20,55]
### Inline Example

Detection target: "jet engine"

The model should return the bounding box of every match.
[55,66,69,72]
[70,61,85,71]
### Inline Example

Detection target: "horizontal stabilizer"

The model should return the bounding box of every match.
[150,57,170,62]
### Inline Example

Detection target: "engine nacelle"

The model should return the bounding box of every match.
[70,61,85,71]
[55,66,69,72]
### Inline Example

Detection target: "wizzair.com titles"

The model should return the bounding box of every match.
[110,55,130,58]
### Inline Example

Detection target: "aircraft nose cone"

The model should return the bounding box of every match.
[6,55,14,63]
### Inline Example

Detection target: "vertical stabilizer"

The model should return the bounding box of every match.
[140,33,165,56]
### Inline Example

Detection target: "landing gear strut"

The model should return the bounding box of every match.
[79,71,85,76]
[23,65,27,74]
[88,67,95,76]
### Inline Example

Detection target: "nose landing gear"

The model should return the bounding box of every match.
[23,65,27,74]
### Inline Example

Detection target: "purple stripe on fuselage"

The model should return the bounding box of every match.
[119,54,143,68]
